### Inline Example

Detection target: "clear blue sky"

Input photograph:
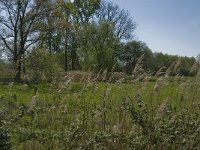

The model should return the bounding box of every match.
[109,0,200,57]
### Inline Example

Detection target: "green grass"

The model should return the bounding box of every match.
[0,77,200,149]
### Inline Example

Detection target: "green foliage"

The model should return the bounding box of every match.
[72,0,101,23]
[179,56,196,76]
[27,48,62,81]
[78,22,117,71]
[118,42,196,75]
[119,40,150,74]
[0,127,11,150]
[154,53,178,70]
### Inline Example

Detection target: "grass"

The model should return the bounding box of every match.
[0,76,200,150]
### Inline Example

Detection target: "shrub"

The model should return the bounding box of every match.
[0,128,11,150]
[27,48,62,81]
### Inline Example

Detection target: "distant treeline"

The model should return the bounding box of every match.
[117,40,198,76]
[0,0,199,82]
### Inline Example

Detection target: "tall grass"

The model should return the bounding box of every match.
[0,72,200,149]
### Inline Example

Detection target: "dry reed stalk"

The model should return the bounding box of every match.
[154,100,168,120]
[93,69,102,82]
[58,76,74,92]
[131,54,147,82]
[112,124,120,135]
[108,72,125,83]
[190,61,200,75]
[132,54,144,75]
[154,78,165,92]
[172,59,181,75]
[28,95,37,113]
[155,67,167,76]
[169,115,177,124]
[85,72,93,84]
[102,68,108,81]
[165,61,176,77]
[196,69,200,79]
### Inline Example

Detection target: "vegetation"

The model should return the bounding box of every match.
[0,0,197,82]
[0,72,200,149]
[0,0,200,149]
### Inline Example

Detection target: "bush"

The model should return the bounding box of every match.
[0,128,11,150]
[27,48,62,81]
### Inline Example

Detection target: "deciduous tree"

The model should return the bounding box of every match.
[0,0,48,82]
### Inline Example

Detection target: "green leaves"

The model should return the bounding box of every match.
[26,48,62,81]
[77,22,117,71]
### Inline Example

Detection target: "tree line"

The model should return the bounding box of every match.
[0,0,197,82]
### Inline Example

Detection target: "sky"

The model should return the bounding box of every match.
[109,0,200,57]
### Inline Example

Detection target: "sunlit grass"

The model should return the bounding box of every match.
[0,76,199,149]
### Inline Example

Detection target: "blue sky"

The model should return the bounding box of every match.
[109,0,200,57]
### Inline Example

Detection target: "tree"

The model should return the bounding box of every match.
[119,40,148,74]
[151,53,178,73]
[78,21,118,71]
[26,48,62,81]
[72,0,101,24]
[70,0,101,70]
[0,0,48,82]
[96,0,136,40]
[52,0,101,71]
[95,1,137,62]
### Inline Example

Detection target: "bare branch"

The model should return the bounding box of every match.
[0,34,13,53]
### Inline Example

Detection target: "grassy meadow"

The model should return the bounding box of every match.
[1,0,199,149]
[0,74,200,150]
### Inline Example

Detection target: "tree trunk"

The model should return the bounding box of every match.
[48,30,52,54]
[65,49,68,72]
[64,31,68,72]
[71,49,76,70]
[22,54,26,75]
[14,56,22,82]
[71,38,79,70]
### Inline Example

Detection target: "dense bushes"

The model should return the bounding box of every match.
[26,48,63,81]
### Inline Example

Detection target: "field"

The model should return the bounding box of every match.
[0,75,200,150]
